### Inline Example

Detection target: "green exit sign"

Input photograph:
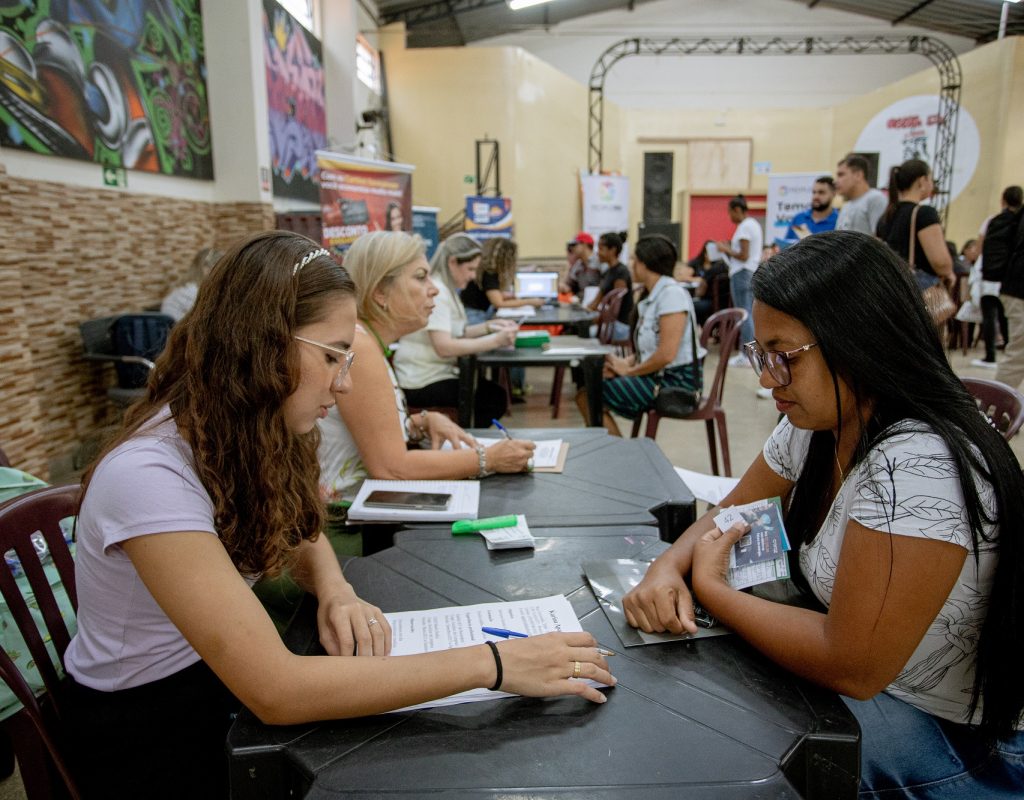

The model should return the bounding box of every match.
[102,166,127,187]
[463,175,474,184]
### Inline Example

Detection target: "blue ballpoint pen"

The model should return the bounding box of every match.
[481,626,528,638]
[491,419,513,440]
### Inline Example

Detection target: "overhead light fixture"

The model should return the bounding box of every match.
[508,0,556,10]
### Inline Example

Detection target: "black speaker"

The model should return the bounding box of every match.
[637,221,682,258]
[643,152,673,224]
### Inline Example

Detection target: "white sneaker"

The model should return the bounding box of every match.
[970,358,999,369]
[756,387,773,400]
[728,354,749,368]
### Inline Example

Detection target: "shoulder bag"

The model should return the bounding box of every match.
[908,204,956,326]
[652,304,703,417]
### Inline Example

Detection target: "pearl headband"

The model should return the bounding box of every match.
[292,248,330,276]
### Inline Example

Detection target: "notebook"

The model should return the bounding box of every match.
[347,480,480,522]
[514,271,560,300]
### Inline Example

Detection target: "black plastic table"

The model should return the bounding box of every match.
[227,535,860,799]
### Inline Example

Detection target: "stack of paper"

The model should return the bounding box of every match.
[385,594,605,712]
[347,480,480,522]
[713,497,791,589]
[496,306,536,318]
[479,515,536,550]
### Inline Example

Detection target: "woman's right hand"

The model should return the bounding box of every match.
[622,559,698,635]
[492,632,615,703]
[491,327,516,347]
[485,438,536,472]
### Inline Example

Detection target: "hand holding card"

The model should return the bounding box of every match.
[713,498,791,590]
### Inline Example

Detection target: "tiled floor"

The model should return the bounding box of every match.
[3,339,1015,798]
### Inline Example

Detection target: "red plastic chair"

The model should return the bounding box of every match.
[961,377,1024,440]
[630,308,748,476]
[0,484,82,799]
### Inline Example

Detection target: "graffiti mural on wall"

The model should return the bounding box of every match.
[263,0,326,202]
[0,1,212,179]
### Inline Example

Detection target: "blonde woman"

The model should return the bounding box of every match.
[319,232,535,508]
[393,233,517,423]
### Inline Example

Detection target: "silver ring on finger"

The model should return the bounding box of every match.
[571,660,581,680]
[367,618,379,627]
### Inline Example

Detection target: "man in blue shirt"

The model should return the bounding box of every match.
[781,176,838,244]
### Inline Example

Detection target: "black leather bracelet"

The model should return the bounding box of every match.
[484,640,503,691]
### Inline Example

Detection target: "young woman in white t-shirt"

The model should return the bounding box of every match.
[65,231,613,797]
[392,233,516,424]
[623,232,1024,796]
[715,195,763,357]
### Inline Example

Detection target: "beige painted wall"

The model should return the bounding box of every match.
[831,37,1023,247]
[383,28,622,257]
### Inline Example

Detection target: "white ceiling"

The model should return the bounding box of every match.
[475,0,977,110]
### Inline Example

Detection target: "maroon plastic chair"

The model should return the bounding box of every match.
[630,308,748,476]
[550,288,630,419]
[961,377,1024,440]
[0,484,82,799]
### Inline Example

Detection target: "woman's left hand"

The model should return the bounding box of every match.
[425,411,477,450]
[317,593,392,657]
[691,522,747,597]
[605,354,631,377]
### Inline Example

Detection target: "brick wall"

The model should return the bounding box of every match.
[0,164,274,478]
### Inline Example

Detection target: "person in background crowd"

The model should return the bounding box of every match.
[64,230,614,797]
[160,247,221,323]
[783,176,838,242]
[624,232,1024,798]
[961,238,981,271]
[875,159,955,293]
[596,235,704,436]
[688,241,729,326]
[586,231,633,342]
[986,186,1024,381]
[971,186,1022,369]
[716,196,763,370]
[319,231,535,514]
[460,237,543,325]
[392,234,516,424]
[560,232,601,298]
[834,154,888,236]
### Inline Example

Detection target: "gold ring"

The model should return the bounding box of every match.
[367,618,379,627]
[571,660,581,680]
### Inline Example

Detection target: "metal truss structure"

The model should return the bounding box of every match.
[588,36,962,222]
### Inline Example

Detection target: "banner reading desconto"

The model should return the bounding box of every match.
[317,151,415,256]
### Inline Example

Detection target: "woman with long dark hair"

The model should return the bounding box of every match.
[623,231,1024,795]
[876,158,955,290]
[65,231,613,797]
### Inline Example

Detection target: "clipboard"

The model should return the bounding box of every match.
[531,442,569,473]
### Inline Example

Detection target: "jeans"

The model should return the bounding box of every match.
[843,692,1024,798]
[729,268,755,346]
[465,307,493,326]
[980,295,1008,362]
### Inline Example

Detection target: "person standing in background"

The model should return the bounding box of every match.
[834,154,888,236]
[973,186,1022,369]
[717,196,763,369]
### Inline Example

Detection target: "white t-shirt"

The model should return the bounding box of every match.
[65,412,250,691]
[727,217,763,276]
[763,417,1004,727]
[392,281,466,390]
[318,325,409,503]
[160,283,198,323]
[635,276,706,368]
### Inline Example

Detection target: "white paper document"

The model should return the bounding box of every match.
[673,466,740,506]
[442,438,564,470]
[347,480,480,522]
[496,306,535,318]
[479,515,535,549]
[581,285,600,307]
[385,594,601,712]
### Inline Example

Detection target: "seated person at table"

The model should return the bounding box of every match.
[160,246,220,322]
[460,237,543,325]
[592,235,704,436]
[63,232,614,798]
[560,231,602,298]
[319,231,535,509]
[393,234,516,424]
[586,231,633,342]
[623,232,1024,797]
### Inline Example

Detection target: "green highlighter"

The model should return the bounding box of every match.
[452,515,519,535]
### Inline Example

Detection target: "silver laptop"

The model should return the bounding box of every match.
[514,271,560,300]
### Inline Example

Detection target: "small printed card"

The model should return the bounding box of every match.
[479,515,536,550]
[713,498,791,590]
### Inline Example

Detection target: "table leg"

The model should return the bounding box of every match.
[582,355,604,428]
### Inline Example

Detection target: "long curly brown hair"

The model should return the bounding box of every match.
[476,237,518,290]
[81,231,356,577]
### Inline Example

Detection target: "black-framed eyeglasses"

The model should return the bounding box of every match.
[294,335,355,389]
[742,340,817,387]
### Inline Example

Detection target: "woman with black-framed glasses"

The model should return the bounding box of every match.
[624,231,1024,797]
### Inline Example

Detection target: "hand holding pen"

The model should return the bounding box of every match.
[489,420,535,472]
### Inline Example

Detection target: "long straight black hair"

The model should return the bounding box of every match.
[752,231,1024,741]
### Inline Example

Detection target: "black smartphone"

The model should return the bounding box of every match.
[363,490,452,510]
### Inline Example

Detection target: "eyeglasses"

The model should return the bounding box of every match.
[742,341,817,387]
[293,335,355,389]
